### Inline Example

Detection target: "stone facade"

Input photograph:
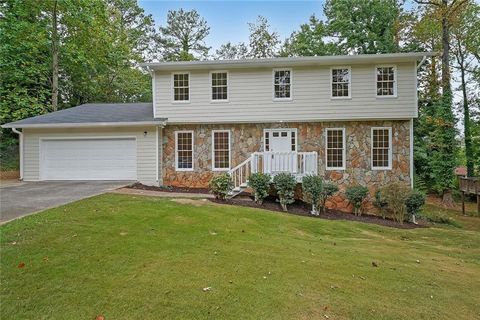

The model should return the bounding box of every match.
[162,121,411,210]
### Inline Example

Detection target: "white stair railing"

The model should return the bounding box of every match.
[228,155,253,192]
[228,151,318,196]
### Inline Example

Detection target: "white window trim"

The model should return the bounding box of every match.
[330,66,352,100]
[375,65,397,98]
[272,68,293,101]
[211,130,231,171]
[371,127,392,170]
[263,128,298,152]
[210,71,229,103]
[171,72,191,104]
[325,128,346,170]
[175,130,194,171]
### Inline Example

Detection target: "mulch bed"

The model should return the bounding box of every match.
[128,183,425,229]
[211,195,427,229]
[127,182,210,194]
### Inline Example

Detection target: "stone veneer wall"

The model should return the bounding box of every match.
[162,121,411,210]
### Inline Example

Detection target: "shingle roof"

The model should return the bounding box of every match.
[2,103,166,128]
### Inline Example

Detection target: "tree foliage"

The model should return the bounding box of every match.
[281,15,343,57]
[247,16,280,58]
[215,42,249,60]
[324,0,403,54]
[157,9,210,61]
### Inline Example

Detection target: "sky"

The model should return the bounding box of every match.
[138,0,326,51]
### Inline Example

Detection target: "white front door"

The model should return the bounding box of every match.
[270,130,293,152]
[264,129,297,173]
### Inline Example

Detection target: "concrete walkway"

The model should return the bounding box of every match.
[0,181,132,224]
[110,187,214,199]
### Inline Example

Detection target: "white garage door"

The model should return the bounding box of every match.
[40,138,137,180]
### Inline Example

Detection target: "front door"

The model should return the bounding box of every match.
[264,129,297,173]
[270,130,293,152]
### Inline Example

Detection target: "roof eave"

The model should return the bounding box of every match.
[2,120,167,129]
[141,52,439,71]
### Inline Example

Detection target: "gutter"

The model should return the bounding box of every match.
[1,120,167,129]
[11,128,23,180]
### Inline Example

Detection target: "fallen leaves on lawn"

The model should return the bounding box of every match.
[43,257,48,262]
[95,315,105,320]
[209,231,217,235]
[120,232,128,236]
[18,262,25,269]
[202,287,212,292]
[372,261,378,267]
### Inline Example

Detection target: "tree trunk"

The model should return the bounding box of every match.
[442,190,454,207]
[51,0,59,112]
[456,40,474,177]
[440,0,454,207]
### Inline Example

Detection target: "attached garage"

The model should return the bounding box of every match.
[40,138,137,180]
[2,103,167,186]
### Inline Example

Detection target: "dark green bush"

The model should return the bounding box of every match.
[302,175,323,215]
[373,190,389,219]
[405,190,426,222]
[209,173,233,200]
[345,185,369,216]
[319,182,339,214]
[273,173,296,212]
[248,173,271,204]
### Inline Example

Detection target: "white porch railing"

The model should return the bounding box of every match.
[228,151,318,193]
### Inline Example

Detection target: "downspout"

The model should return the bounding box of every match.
[11,128,23,180]
[417,55,428,71]
[409,119,414,189]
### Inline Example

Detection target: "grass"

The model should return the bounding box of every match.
[1,194,480,319]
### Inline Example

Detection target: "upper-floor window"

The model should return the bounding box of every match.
[371,127,392,169]
[273,69,292,100]
[172,73,189,102]
[175,131,194,171]
[376,66,396,97]
[325,128,346,170]
[211,71,228,101]
[331,67,351,99]
[212,130,230,170]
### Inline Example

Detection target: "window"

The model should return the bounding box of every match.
[175,131,194,171]
[212,130,230,170]
[331,67,351,98]
[211,72,228,101]
[172,73,189,102]
[326,128,346,170]
[376,66,396,97]
[273,69,292,100]
[372,127,392,169]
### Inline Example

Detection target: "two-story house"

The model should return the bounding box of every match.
[2,52,435,208]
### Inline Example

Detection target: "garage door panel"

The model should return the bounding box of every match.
[40,138,137,180]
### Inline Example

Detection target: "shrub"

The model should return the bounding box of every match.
[248,173,271,204]
[345,186,369,216]
[273,173,296,211]
[302,175,323,215]
[373,190,388,219]
[380,182,410,224]
[405,190,426,223]
[209,173,233,200]
[319,182,339,214]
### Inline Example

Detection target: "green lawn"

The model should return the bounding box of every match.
[1,194,479,320]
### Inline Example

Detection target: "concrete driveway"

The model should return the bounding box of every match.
[0,181,132,223]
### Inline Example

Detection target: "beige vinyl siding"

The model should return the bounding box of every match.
[154,62,416,123]
[22,126,159,185]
